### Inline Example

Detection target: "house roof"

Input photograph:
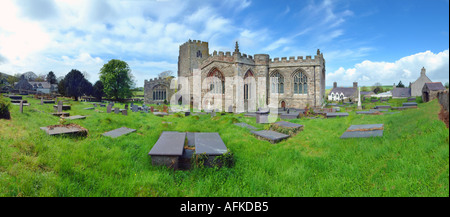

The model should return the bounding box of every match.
[424,82,445,91]
[392,87,411,98]
[29,81,52,89]
[14,79,33,90]
[329,87,357,97]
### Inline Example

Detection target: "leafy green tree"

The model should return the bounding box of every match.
[99,59,134,101]
[445,82,449,89]
[46,71,57,84]
[64,69,91,101]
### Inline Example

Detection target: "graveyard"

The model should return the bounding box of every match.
[0,95,448,197]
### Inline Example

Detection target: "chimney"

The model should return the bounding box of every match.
[333,82,337,89]
[353,82,358,89]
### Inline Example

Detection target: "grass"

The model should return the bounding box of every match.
[0,96,448,197]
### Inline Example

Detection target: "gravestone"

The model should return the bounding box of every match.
[234,122,258,130]
[356,111,378,115]
[255,110,270,124]
[132,105,138,112]
[122,109,127,116]
[148,131,186,170]
[211,110,216,117]
[150,106,154,112]
[107,104,112,113]
[227,105,233,113]
[125,104,128,110]
[57,101,63,113]
[19,100,23,113]
[40,124,88,136]
[403,102,417,107]
[326,112,349,118]
[271,121,303,136]
[185,111,190,116]
[407,97,416,102]
[62,115,86,120]
[102,127,136,138]
[114,108,119,114]
[251,130,290,144]
[93,103,97,107]
[374,105,391,109]
[195,132,228,157]
[41,97,43,105]
[340,124,384,139]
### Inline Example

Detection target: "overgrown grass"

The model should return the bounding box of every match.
[0,96,448,197]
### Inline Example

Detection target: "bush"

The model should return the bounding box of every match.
[0,95,11,119]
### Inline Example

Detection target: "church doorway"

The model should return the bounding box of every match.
[281,101,286,108]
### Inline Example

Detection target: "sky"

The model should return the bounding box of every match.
[0,0,448,87]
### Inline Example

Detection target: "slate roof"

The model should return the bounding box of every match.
[392,88,411,98]
[424,82,445,91]
[29,82,52,89]
[329,87,357,97]
[14,79,33,90]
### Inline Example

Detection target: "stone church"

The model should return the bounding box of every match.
[145,39,326,110]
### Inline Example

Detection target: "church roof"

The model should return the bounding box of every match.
[424,82,445,91]
[392,87,411,98]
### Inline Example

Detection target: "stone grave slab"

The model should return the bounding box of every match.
[271,121,303,136]
[370,109,388,112]
[148,131,186,169]
[326,112,349,118]
[51,112,70,117]
[374,105,391,109]
[11,100,27,103]
[53,105,71,111]
[280,112,301,120]
[385,112,401,115]
[234,122,258,130]
[407,97,416,102]
[340,124,384,139]
[251,130,290,144]
[356,111,379,115]
[40,124,88,136]
[62,115,86,120]
[12,103,30,106]
[9,95,22,100]
[43,100,55,104]
[392,106,415,110]
[194,132,228,156]
[403,102,418,107]
[84,107,95,110]
[102,127,136,138]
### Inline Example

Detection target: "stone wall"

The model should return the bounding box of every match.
[437,89,449,128]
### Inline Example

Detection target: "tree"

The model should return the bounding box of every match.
[92,80,105,101]
[46,71,57,84]
[158,70,174,79]
[57,78,65,96]
[99,59,134,101]
[6,74,20,86]
[372,82,384,94]
[64,69,91,101]
[396,80,405,88]
[445,82,449,89]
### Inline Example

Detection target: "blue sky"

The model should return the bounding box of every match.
[0,0,448,87]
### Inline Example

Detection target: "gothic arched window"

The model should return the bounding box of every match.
[207,68,225,94]
[293,71,308,94]
[270,71,284,94]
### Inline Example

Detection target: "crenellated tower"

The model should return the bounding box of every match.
[178,39,209,78]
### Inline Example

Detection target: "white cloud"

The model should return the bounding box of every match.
[327,49,449,86]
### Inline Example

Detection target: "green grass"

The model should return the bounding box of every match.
[0,96,448,197]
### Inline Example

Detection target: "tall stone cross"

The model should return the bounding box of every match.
[357,86,362,110]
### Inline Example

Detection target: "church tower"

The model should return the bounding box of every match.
[178,39,209,77]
